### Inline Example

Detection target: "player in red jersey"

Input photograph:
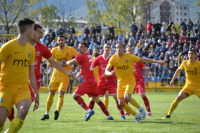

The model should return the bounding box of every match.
[88,43,126,120]
[65,41,113,121]
[126,46,152,117]
[7,23,75,122]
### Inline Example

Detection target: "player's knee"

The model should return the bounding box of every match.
[18,106,29,119]
[118,101,125,107]
[140,93,146,98]
[124,97,131,102]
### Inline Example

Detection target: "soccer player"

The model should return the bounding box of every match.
[126,46,152,117]
[41,35,79,120]
[92,47,99,82]
[103,43,166,122]
[88,43,126,120]
[163,49,200,119]
[0,18,39,133]
[65,41,113,121]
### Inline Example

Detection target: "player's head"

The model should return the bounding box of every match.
[78,41,88,54]
[17,18,35,40]
[116,43,125,56]
[32,23,42,43]
[93,47,99,57]
[126,46,134,54]
[57,35,65,48]
[188,48,196,61]
[103,43,111,55]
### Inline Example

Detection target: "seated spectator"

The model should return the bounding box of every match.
[167,69,177,86]
[161,70,168,86]
[77,35,82,43]
[117,33,124,42]
[159,52,165,60]
[166,47,173,57]
[180,71,186,86]
[183,48,188,55]
[99,41,104,49]
[141,48,149,58]
[57,25,65,36]
[128,37,134,47]
[89,41,94,54]
[179,34,186,43]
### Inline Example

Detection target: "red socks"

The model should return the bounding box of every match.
[97,101,109,116]
[74,96,89,111]
[142,96,151,112]
[8,107,15,122]
[116,101,124,116]
[88,100,95,110]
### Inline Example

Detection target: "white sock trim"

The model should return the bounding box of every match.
[86,109,92,113]
[45,112,49,115]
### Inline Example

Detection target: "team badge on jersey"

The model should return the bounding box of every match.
[125,59,129,63]
[37,51,40,56]
[0,98,3,103]
[28,52,32,59]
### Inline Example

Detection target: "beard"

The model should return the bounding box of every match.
[94,53,99,58]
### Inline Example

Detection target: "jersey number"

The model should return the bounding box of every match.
[89,59,94,70]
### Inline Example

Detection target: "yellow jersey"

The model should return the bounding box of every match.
[0,39,35,87]
[92,57,99,82]
[107,53,140,84]
[51,45,79,76]
[180,60,200,88]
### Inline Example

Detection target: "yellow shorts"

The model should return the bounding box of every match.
[49,77,69,92]
[0,85,31,114]
[181,86,200,98]
[117,81,136,99]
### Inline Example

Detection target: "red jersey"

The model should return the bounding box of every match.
[93,55,115,83]
[146,23,153,31]
[133,62,145,80]
[75,52,95,80]
[34,43,52,78]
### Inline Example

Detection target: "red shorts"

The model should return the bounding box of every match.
[97,80,117,97]
[29,78,41,102]
[74,79,99,98]
[133,79,145,94]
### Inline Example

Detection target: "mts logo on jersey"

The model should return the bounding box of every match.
[186,67,197,75]
[117,65,129,70]
[13,52,32,67]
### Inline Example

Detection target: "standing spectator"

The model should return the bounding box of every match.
[50,30,56,41]
[171,24,176,34]
[161,70,168,86]
[153,20,162,33]
[68,25,75,35]
[96,22,101,35]
[138,22,144,34]
[84,25,90,37]
[179,22,187,33]
[130,21,138,37]
[166,18,174,32]
[45,25,51,36]
[102,22,107,35]
[187,18,194,32]
[57,25,65,36]
[194,19,200,34]
[90,24,96,36]
[146,20,153,35]
[109,23,114,36]
[161,22,166,34]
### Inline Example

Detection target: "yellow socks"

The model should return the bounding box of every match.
[57,94,64,112]
[46,94,54,112]
[122,104,136,116]
[104,97,109,109]
[129,98,140,109]
[0,124,4,132]
[168,99,180,116]
[7,117,24,133]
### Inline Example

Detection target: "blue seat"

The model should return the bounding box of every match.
[153,76,160,82]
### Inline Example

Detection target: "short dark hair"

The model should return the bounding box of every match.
[57,35,65,39]
[117,42,125,48]
[189,48,197,55]
[93,47,99,51]
[17,18,35,34]
[34,23,42,31]
[105,43,111,46]
[80,41,88,48]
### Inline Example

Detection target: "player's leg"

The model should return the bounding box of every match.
[112,94,125,120]
[140,93,151,117]
[88,98,95,110]
[104,91,109,109]
[7,107,15,122]
[0,107,9,132]
[163,88,191,119]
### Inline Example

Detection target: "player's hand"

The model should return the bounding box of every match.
[33,93,39,111]
[102,73,108,78]
[170,80,174,87]
[110,70,115,76]
[145,80,149,88]
[60,59,67,67]
[67,72,78,81]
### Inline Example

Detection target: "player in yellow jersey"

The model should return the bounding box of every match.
[104,43,166,122]
[41,35,79,120]
[163,49,200,119]
[0,18,38,133]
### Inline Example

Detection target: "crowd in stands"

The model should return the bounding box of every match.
[1,18,200,88]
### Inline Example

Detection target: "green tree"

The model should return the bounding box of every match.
[39,4,60,29]
[196,0,200,19]
[0,0,45,34]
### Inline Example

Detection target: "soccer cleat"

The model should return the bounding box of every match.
[121,115,126,120]
[83,114,87,120]
[54,110,59,120]
[148,112,152,117]
[139,107,146,119]
[106,116,114,120]
[135,114,142,123]
[125,112,130,116]
[85,110,94,121]
[162,115,170,119]
[41,114,49,120]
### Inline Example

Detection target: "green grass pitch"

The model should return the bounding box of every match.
[2,91,200,133]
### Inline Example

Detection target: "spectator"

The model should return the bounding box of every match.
[84,25,90,37]
[179,34,186,43]
[57,25,65,36]
[146,20,153,35]
[96,22,101,35]
[171,24,176,34]
[187,18,194,32]
[130,22,138,37]
[138,22,144,34]
[167,69,176,86]
[153,20,162,33]
[68,25,75,35]
[166,18,174,32]
[102,22,107,35]
[166,47,173,57]
[90,24,96,36]
[50,30,56,41]
[179,22,187,33]
[99,41,104,49]
[161,70,168,86]
[89,41,95,54]
[194,19,200,34]
[109,23,114,36]
[161,22,166,34]
[45,25,51,36]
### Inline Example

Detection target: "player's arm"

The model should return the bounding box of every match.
[47,57,77,80]
[65,59,78,66]
[143,67,149,88]
[76,72,82,79]
[29,64,39,111]
[170,67,182,87]
[139,58,167,65]
[103,65,115,78]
